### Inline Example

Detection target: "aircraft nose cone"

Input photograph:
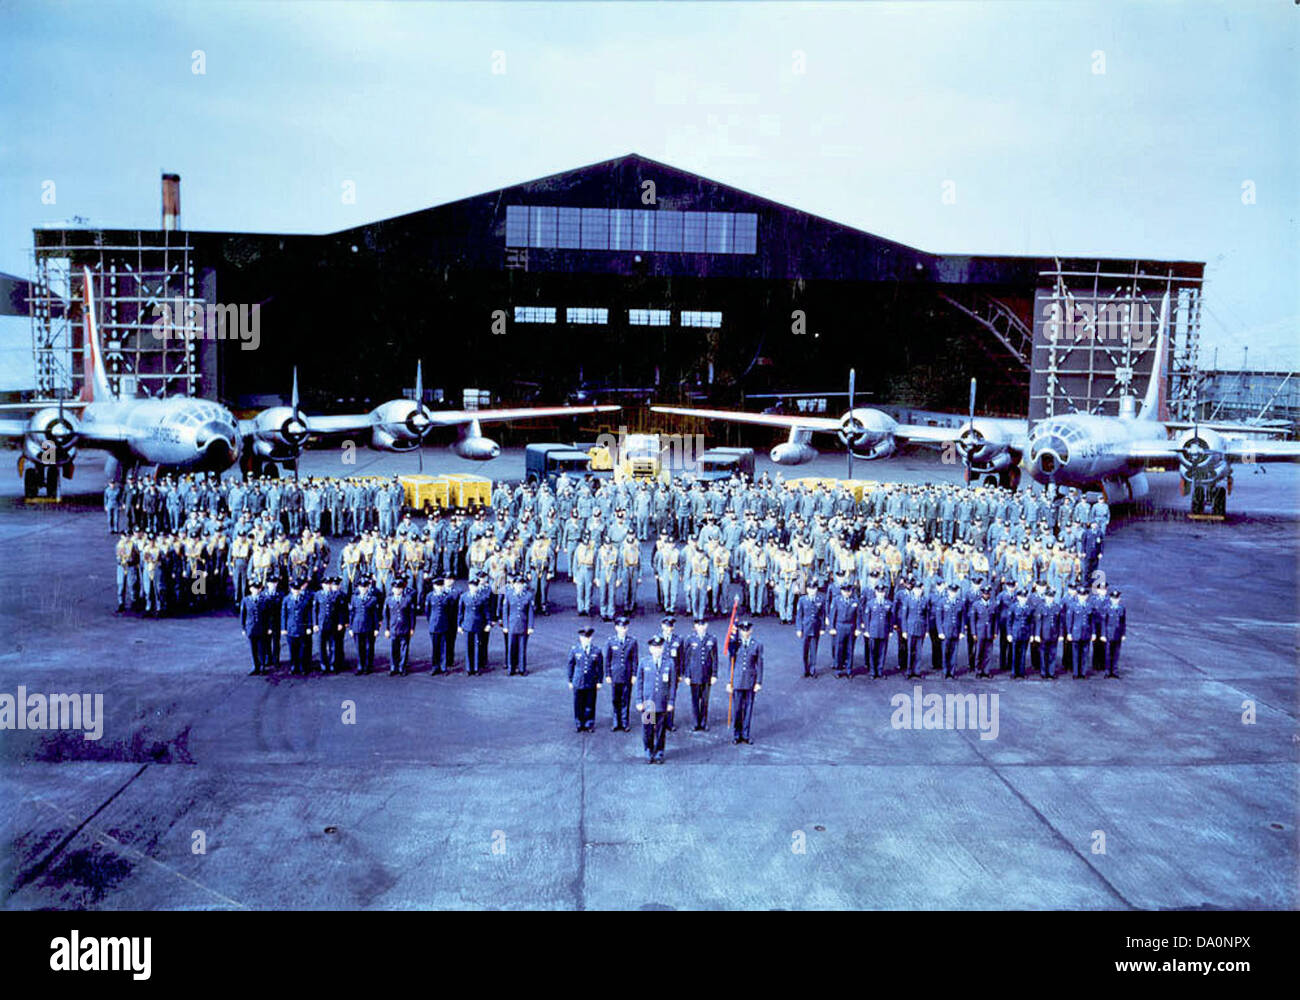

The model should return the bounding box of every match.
[196,422,238,467]
[1035,449,1062,478]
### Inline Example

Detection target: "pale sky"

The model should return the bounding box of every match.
[1,0,1295,387]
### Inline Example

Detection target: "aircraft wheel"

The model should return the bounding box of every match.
[43,464,60,496]
[1212,486,1227,516]
[264,462,280,480]
[23,466,41,499]
[1191,484,1205,514]
[1003,467,1021,491]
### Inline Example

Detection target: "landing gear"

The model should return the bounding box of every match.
[43,464,59,498]
[1211,485,1227,517]
[23,466,41,499]
[1191,484,1206,515]
[980,467,1020,490]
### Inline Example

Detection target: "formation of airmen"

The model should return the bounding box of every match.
[566,615,764,762]
[107,469,1129,745]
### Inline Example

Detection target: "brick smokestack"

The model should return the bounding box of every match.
[161,173,181,231]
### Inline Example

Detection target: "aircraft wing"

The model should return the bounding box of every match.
[1125,438,1300,463]
[280,404,622,437]
[0,413,134,445]
[1165,419,1289,438]
[651,404,1030,451]
[649,405,842,432]
[426,404,620,426]
[1224,439,1300,462]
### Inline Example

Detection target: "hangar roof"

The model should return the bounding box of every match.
[328,152,1205,287]
[34,153,1203,289]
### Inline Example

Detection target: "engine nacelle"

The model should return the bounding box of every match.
[958,419,1012,471]
[370,426,413,452]
[452,436,501,460]
[370,398,432,452]
[250,405,310,453]
[770,442,818,466]
[24,407,80,465]
[839,408,897,451]
[1176,428,1229,485]
[852,437,895,460]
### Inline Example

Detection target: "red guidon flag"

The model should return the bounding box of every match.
[723,595,740,658]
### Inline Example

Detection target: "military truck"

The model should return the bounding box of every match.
[525,443,594,488]
[694,447,755,483]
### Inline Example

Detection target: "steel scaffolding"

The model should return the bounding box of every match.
[1030,260,1202,423]
[30,228,203,402]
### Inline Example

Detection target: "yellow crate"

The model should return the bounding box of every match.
[842,479,881,502]
[588,446,614,471]
[400,474,450,510]
[443,472,493,508]
[783,476,884,501]
[783,476,831,492]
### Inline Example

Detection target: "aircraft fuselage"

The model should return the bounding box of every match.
[82,397,241,470]
[1027,414,1169,487]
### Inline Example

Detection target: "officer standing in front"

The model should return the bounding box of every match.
[794,581,825,678]
[1099,588,1126,678]
[860,583,893,679]
[966,586,996,678]
[604,616,638,731]
[458,576,492,675]
[935,583,966,679]
[682,618,719,731]
[727,621,763,745]
[281,579,315,675]
[501,574,535,676]
[1033,587,1063,679]
[315,577,347,673]
[1064,584,1093,679]
[636,635,677,764]
[240,581,270,675]
[348,577,380,674]
[425,577,459,675]
[1007,588,1035,679]
[384,577,416,676]
[828,581,859,679]
[567,626,604,732]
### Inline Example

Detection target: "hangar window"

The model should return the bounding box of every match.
[505,205,529,246]
[681,310,722,328]
[654,213,683,252]
[557,208,582,248]
[531,206,558,248]
[609,209,634,250]
[580,209,609,250]
[707,212,733,253]
[682,212,708,252]
[505,206,758,254]
[734,213,758,254]
[567,307,609,325]
[630,309,671,326]
[515,306,557,324]
[633,211,655,251]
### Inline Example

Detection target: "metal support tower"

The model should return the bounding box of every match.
[30,228,203,402]
[1030,260,1202,423]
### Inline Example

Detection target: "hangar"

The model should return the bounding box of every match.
[30,154,1205,435]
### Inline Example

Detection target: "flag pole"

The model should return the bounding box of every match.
[724,594,739,727]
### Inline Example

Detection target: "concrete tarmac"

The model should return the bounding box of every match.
[1,446,1296,909]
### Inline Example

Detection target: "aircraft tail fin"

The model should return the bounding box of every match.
[1138,290,1170,422]
[80,267,114,403]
